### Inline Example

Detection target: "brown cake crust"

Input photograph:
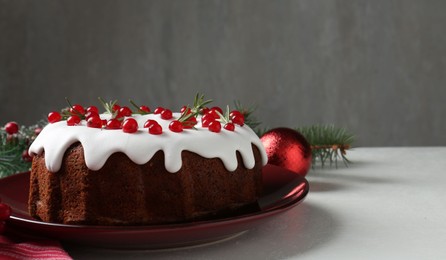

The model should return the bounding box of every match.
[29,143,263,225]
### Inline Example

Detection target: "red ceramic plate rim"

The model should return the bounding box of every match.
[0,164,309,249]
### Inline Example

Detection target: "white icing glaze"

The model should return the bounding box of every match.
[29,113,268,173]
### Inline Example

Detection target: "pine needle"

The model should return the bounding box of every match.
[296,125,354,167]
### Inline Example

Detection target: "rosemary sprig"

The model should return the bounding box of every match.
[177,93,213,124]
[129,100,150,115]
[98,97,119,117]
[214,105,231,124]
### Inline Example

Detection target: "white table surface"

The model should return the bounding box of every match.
[64,147,446,259]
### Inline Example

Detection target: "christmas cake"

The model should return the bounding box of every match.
[28,95,268,225]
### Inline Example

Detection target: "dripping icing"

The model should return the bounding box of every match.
[28,113,268,173]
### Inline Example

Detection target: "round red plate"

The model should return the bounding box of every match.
[0,164,309,249]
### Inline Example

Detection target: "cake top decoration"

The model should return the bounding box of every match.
[29,94,268,173]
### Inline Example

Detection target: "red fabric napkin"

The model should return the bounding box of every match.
[0,230,72,260]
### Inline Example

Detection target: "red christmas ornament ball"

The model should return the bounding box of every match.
[4,121,19,135]
[261,127,312,176]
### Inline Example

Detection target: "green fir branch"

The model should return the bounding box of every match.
[296,125,354,168]
[0,121,45,178]
[234,100,263,135]
[0,146,30,177]
[233,101,355,167]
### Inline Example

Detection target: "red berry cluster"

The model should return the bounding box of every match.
[46,95,245,135]
[0,198,12,234]
[47,100,151,134]
[166,106,197,133]
[199,107,245,133]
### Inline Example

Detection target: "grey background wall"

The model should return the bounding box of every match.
[1,1,445,146]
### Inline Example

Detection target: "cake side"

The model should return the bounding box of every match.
[29,143,263,225]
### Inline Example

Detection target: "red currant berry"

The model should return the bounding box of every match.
[183,116,197,129]
[211,106,223,114]
[224,122,235,131]
[208,106,223,119]
[111,104,119,111]
[200,107,210,115]
[47,112,62,123]
[201,113,215,122]
[105,118,121,129]
[118,106,132,118]
[143,119,158,128]
[34,127,42,136]
[67,115,81,126]
[139,105,150,114]
[148,123,163,135]
[70,104,85,116]
[0,203,12,221]
[180,106,192,115]
[208,121,222,133]
[201,118,214,128]
[169,120,183,133]
[87,116,102,128]
[161,109,173,120]
[4,122,19,135]
[122,118,138,133]
[86,106,99,114]
[231,113,245,126]
[106,119,121,129]
[154,107,165,114]
[211,107,223,118]
[85,111,99,120]
[189,116,198,124]
[22,150,33,162]
[207,110,219,120]
[229,110,243,118]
